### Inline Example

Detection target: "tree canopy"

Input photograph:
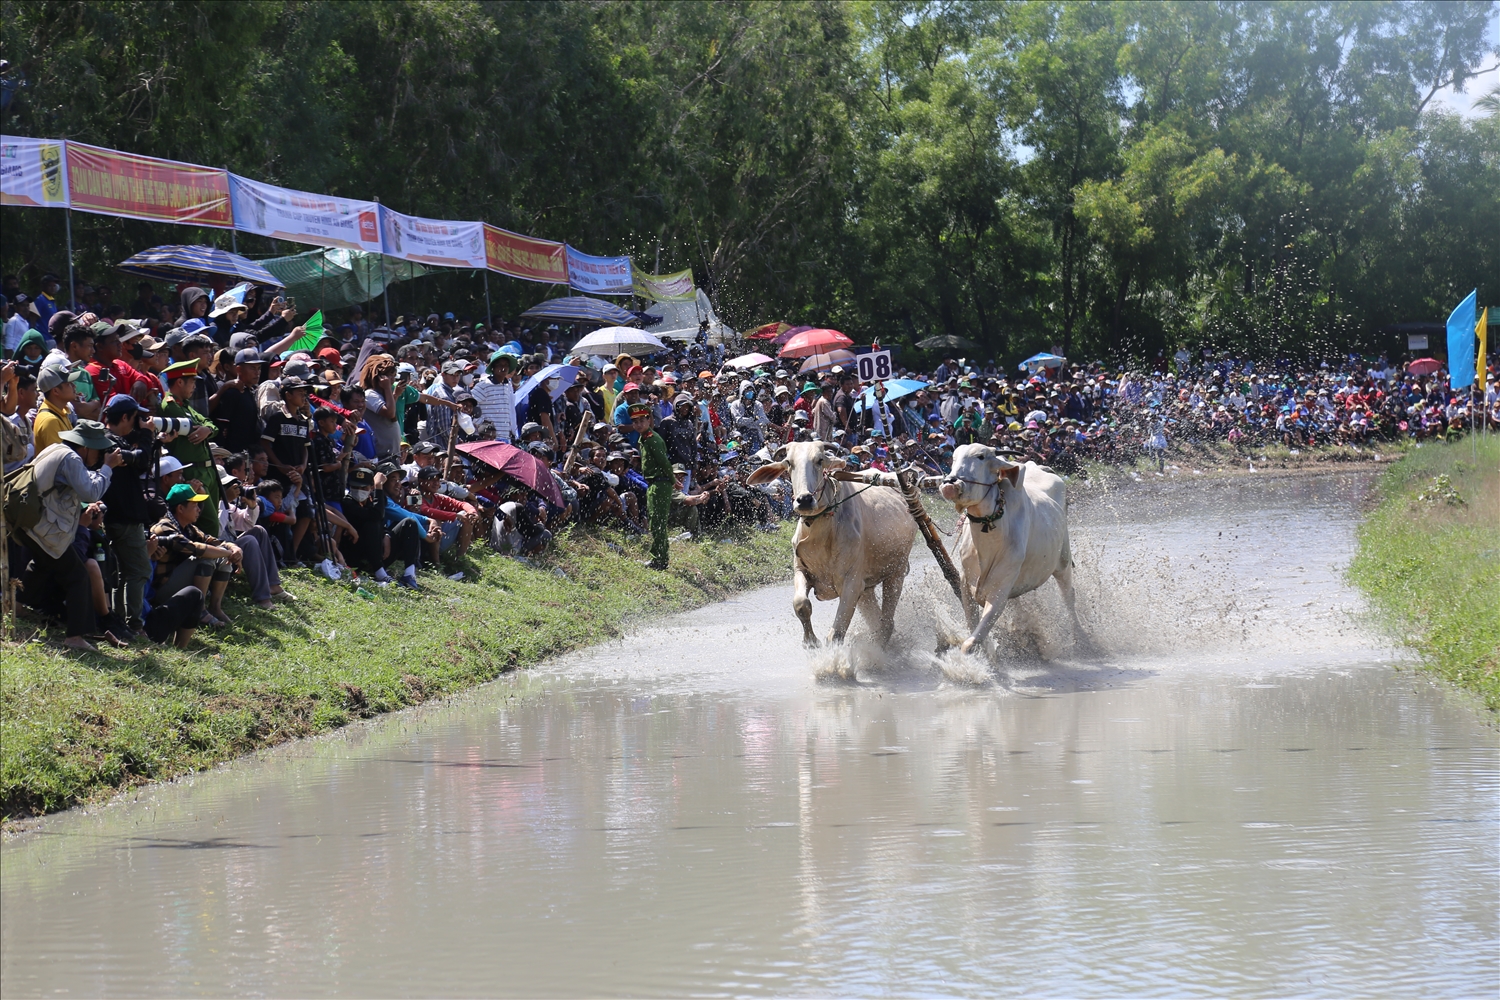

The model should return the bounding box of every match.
[2,0,1496,362]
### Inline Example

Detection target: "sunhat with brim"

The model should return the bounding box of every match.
[165,483,210,506]
[57,419,113,450]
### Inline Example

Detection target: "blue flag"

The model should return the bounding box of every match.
[1447,289,1476,390]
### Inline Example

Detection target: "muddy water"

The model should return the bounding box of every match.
[3,472,1496,998]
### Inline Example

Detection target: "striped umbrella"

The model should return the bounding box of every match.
[519,296,637,326]
[117,244,284,287]
[797,349,856,374]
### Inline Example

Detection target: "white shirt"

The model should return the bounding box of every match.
[4,313,32,352]
[471,376,516,442]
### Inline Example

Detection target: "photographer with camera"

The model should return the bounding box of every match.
[159,358,222,536]
[16,419,123,652]
[101,393,172,635]
[218,474,287,609]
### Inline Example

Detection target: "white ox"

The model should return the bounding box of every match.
[938,444,1081,655]
[747,442,916,647]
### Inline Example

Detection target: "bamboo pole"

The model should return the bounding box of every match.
[896,468,976,629]
[561,405,593,475]
[830,467,976,629]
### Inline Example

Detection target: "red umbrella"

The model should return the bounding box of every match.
[745,321,791,341]
[798,349,856,374]
[456,440,565,508]
[772,324,813,345]
[779,328,854,358]
[1407,357,1443,376]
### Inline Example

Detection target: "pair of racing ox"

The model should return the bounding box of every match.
[746,441,1081,655]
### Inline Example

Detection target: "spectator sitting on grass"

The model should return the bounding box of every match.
[378,465,443,588]
[148,482,243,629]
[414,465,479,558]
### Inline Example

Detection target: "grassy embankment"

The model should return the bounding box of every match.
[1,522,793,820]
[1348,435,1500,711]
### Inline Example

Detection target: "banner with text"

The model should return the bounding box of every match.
[0,135,69,208]
[565,245,633,296]
[632,266,696,303]
[66,142,232,227]
[229,174,381,252]
[379,205,486,268]
[484,224,566,283]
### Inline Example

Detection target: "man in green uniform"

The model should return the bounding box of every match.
[632,402,672,570]
[161,358,221,536]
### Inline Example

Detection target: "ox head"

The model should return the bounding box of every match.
[746,441,846,517]
[939,444,1021,514]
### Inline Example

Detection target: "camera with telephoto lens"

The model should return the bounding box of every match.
[151,416,192,435]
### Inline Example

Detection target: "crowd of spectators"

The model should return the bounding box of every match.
[1,269,1494,652]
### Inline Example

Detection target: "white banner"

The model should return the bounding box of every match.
[379,206,486,268]
[0,135,68,208]
[229,174,381,252]
[565,245,634,296]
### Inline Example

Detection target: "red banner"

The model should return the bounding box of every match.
[484,224,566,283]
[66,142,232,228]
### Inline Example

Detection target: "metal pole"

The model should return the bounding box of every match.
[231,229,239,255]
[376,198,391,329]
[483,269,492,330]
[65,207,76,310]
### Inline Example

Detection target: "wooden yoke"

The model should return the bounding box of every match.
[830,466,977,628]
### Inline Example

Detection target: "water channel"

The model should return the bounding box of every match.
[2,471,1496,997]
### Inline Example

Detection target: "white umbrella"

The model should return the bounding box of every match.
[723,352,775,369]
[572,326,667,357]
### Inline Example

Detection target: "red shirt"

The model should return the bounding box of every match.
[88,358,146,402]
[416,491,474,523]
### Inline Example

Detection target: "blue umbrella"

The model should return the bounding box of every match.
[852,378,928,412]
[517,363,580,402]
[514,364,581,425]
[519,296,636,326]
[1018,352,1065,371]
[117,244,284,288]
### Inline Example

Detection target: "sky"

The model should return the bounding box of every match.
[1427,11,1500,118]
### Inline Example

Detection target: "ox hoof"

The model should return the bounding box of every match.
[802,636,820,650]
[960,637,980,656]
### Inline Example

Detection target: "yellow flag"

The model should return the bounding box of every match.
[1477,307,1488,392]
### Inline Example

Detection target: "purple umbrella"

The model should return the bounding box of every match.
[456,440,564,508]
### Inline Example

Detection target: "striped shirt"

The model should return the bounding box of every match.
[471,376,516,442]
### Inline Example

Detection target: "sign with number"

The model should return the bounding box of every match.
[856,350,893,383]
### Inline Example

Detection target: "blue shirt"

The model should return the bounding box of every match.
[383,496,430,533]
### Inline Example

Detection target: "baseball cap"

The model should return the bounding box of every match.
[165,483,209,505]
[234,348,264,365]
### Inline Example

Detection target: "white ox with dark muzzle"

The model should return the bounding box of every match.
[747,442,916,647]
[939,444,1081,655]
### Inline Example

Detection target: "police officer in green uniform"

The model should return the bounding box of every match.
[632,402,672,569]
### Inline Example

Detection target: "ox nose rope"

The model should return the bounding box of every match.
[797,475,881,523]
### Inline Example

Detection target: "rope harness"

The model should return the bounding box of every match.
[797,474,882,523]
[949,475,1007,532]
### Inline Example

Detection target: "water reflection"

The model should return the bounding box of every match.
[2,472,1496,997]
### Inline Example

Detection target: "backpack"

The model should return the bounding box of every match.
[3,460,60,534]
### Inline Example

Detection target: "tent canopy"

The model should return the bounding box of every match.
[642,288,735,345]
[259,247,426,314]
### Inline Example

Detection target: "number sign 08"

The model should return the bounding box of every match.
[856,350,893,382]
